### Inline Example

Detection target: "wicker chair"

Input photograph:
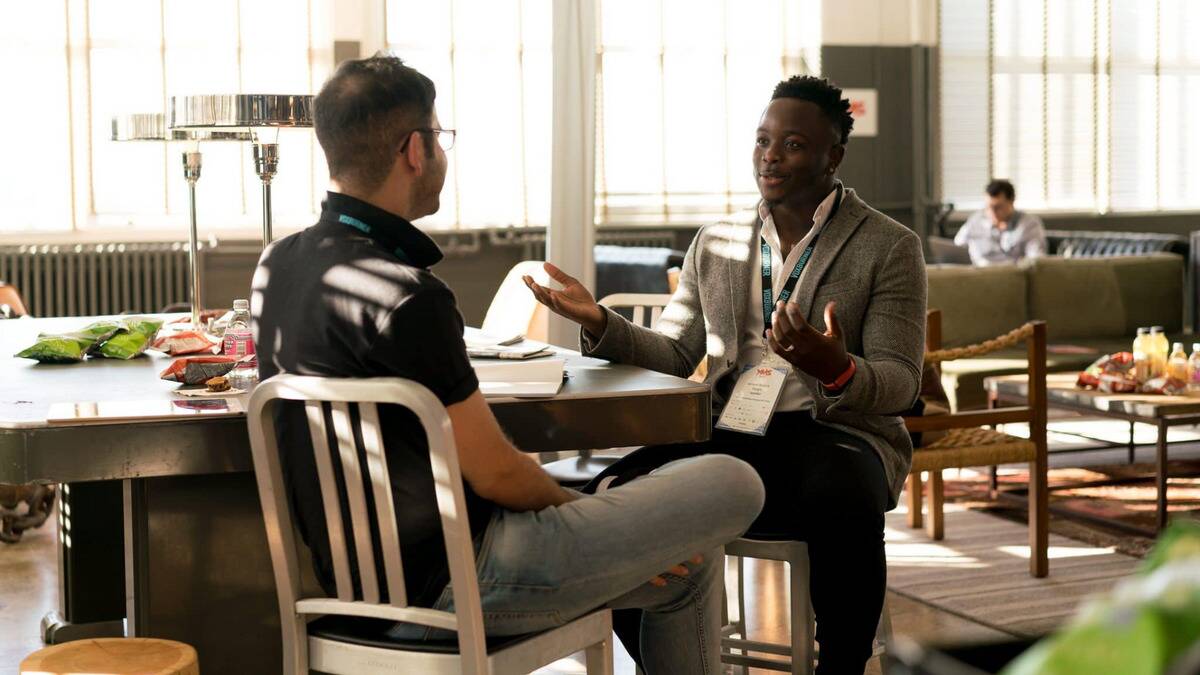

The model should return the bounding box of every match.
[903,309,1049,578]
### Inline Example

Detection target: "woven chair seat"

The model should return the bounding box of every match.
[912,427,1036,472]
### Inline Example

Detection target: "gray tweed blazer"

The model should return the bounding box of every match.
[581,186,927,508]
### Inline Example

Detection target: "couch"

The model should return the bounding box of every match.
[927,253,1185,410]
[927,231,1188,265]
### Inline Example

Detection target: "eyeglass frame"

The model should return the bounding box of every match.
[399,127,456,153]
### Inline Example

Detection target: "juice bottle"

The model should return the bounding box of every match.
[1149,326,1169,378]
[1189,343,1200,394]
[1168,342,1188,381]
[1133,327,1151,383]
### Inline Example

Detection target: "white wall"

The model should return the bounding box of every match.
[821,0,937,46]
[330,0,387,56]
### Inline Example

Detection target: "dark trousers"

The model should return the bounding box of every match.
[585,412,890,675]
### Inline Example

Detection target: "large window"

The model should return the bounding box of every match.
[0,0,330,235]
[385,0,820,230]
[939,0,1200,213]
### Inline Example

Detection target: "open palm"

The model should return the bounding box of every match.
[523,262,606,334]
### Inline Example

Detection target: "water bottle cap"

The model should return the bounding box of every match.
[233,299,249,310]
[1174,342,1184,351]
[1136,327,1149,335]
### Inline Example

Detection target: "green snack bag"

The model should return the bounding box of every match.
[95,316,164,360]
[70,321,123,356]
[15,335,89,363]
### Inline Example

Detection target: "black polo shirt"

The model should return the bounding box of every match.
[253,191,494,606]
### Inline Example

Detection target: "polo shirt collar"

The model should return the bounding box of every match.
[320,191,444,268]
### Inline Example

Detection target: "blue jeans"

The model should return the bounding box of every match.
[405,454,764,674]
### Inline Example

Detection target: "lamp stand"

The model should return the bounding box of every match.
[253,142,279,244]
[182,150,203,330]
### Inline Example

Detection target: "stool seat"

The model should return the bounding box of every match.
[21,638,198,675]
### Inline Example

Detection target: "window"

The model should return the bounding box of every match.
[386,0,820,230]
[595,0,821,226]
[939,0,1200,213]
[386,0,553,230]
[0,0,330,235]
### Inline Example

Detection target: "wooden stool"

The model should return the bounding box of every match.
[21,638,198,675]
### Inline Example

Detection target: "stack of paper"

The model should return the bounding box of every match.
[473,358,565,398]
[463,329,553,360]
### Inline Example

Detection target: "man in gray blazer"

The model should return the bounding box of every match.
[527,75,926,673]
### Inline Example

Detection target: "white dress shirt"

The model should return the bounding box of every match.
[735,187,839,412]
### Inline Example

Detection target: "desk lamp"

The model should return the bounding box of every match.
[169,94,314,245]
[111,113,252,330]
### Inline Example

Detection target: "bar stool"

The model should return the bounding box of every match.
[722,538,891,674]
[21,638,199,675]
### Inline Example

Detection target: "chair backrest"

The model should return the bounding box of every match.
[247,375,489,674]
[481,261,550,342]
[598,292,673,330]
[0,283,28,318]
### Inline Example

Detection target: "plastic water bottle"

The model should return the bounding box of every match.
[1188,343,1200,394]
[1168,342,1188,382]
[223,299,258,383]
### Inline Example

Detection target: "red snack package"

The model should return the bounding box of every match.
[152,331,218,356]
[159,355,244,385]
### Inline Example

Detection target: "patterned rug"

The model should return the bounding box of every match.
[938,459,1200,558]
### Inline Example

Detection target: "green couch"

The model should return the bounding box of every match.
[927,253,1185,410]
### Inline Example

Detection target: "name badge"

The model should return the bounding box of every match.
[715,354,790,436]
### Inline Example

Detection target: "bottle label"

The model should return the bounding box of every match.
[223,328,256,358]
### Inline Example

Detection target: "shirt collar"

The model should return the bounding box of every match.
[757,185,840,252]
[319,191,444,268]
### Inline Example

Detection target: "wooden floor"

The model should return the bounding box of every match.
[1,515,1007,674]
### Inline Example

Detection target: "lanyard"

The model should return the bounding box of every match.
[336,213,412,264]
[760,184,843,336]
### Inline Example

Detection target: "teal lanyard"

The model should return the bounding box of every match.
[337,213,411,264]
[760,184,842,336]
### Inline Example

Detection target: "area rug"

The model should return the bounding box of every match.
[885,505,1141,638]
[938,459,1200,558]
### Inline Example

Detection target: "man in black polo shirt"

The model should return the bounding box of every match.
[252,55,764,672]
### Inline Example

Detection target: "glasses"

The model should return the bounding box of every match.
[400,127,456,153]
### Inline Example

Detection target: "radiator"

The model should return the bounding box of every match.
[0,243,195,317]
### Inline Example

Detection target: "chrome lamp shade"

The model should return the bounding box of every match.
[111,113,251,330]
[170,94,315,245]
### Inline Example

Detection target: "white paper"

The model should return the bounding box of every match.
[714,361,788,436]
[463,328,526,349]
[473,358,565,398]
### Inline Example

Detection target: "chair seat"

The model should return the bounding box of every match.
[912,427,1036,472]
[308,615,532,655]
[21,638,198,675]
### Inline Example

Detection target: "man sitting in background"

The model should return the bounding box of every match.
[954,179,1047,265]
[252,54,764,673]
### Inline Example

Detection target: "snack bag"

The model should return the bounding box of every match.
[14,335,90,363]
[95,316,163,360]
[1078,352,1137,392]
[151,331,218,356]
[159,355,243,385]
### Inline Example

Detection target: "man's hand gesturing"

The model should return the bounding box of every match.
[523,262,608,337]
[766,300,851,386]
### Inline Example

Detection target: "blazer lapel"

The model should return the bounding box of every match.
[726,210,761,350]
[795,187,869,320]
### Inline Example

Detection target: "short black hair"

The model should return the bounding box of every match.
[985,179,1016,201]
[771,75,854,145]
[314,54,436,191]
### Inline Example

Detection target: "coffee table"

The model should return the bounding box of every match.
[984,372,1200,533]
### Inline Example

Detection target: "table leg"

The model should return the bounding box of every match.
[1128,421,1136,464]
[1156,420,1169,530]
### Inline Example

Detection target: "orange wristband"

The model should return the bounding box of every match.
[821,357,856,391]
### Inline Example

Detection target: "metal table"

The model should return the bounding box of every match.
[0,316,710,673]
[985,372,1200,534]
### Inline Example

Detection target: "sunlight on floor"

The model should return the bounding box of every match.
[996,545,1116,560]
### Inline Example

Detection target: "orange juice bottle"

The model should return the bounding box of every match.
[1133,327,1151,383]
[1169,342,1188,381]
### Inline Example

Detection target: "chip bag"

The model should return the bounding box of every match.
[14,335,91,363]
[151,330,219,356]
[159,355,244,385]
[95,316,163,360]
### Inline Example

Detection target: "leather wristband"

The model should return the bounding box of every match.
[821,356,856,392]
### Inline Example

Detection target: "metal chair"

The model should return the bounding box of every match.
[247,375,613,674]
[541,293,673,486]
[721,538,892,675]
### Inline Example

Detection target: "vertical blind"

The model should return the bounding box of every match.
[0,0,330,234]
[939,0,1200,213]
